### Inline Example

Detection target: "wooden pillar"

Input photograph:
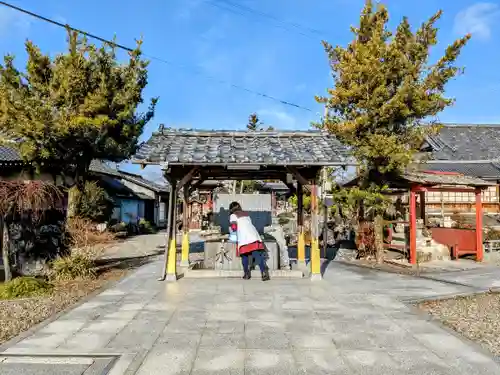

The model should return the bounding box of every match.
[181,187,190,267]
[310,182,322,281]
[409,188,417,265]
[475,188,484,262]
[159,182,176,281]
[166,181,178,281]
[297,182,306,267]
[419,191,427,226]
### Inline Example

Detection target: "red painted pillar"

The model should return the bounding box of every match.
[409,188,417,265]
[475,188,484,262]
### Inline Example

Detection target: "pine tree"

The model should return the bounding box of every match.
[247,113,261,131]
[316,1,470,262]
[0,30,157,215]
[247,112,274,132]
[316,0,470,178]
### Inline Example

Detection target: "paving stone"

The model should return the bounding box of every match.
[135,347,197,375]
[5,255,500,374]
[331,331,379,350]
[58,331,115,351]
[37,320,87,335]
[246,331,290,350]
[389,350,460,375]
[293,349,351,374]
[11,333,68,349]
[245,350,298,375]
[207,310,245,322]
[414,333,473,357]
[156,331,202,349]
[163,318,207,333]
[204,320,245,334]
[102,310,138,320]
[84,319,130,334]
[288,333,335,349]
[106,319,167,350]
[341,349,402,374]
[192,349,245,375]
[199,332,245,349]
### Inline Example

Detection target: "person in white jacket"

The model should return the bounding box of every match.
[229,201,270,281]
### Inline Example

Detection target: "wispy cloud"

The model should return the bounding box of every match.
[175,0,204,22]
[454,2,500,40]
[258,109,300,129]
[0,6,31,36]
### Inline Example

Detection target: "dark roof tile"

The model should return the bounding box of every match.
[0,146,21,162]
[426,124,500,161]
[424,162,500,180]
[133,128,350,166]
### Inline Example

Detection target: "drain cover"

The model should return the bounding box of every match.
[0,355,118,375]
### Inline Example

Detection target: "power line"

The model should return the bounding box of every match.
[0,1,312,112]
[205,0,319,40]
[214,0,325,38]
[205,0,327,40]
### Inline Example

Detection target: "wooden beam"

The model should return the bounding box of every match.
[412,186,486,193]
[287,166,309,186]
[175,167,199,193]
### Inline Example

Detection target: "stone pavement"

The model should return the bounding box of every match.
[421,265,500,290]
[2,259,500,374]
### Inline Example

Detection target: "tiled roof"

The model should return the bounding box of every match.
[424,162,500,181]
[89,160,122,177]
[342,171,494,188]
[403,171,494,187]
[117,170,169,193]
[425,124,500,161]
[133,128,350,166]
[89,160,169,193]
[255,181,290,191]
[0,146,22,163]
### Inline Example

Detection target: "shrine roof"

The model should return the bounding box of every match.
[133,127,351,167]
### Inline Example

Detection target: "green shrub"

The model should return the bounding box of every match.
[109,222,127,233]
[0,277,53,300]
[50,254,97,281]
[139,219,157,234]
[74,181,114,222]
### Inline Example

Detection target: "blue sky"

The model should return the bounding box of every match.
[0,0,499,179]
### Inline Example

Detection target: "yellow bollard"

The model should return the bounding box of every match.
[180,231,189,267]
[310,237,321,277]
[297,230,306,266]
[166,237,177,281]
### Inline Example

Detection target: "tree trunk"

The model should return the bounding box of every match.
[374,214,384,264]
[66,185,81,219]
[1,217,12,282]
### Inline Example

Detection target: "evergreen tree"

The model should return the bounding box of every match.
[316,0,470,177]
[0,30,157,215]
[316,1,470,262]
[247,112,274,131]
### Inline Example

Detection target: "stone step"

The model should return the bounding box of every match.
[182,269,304,279]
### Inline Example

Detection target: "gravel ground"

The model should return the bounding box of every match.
[419,292,500,356]
[0,261,145,345]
